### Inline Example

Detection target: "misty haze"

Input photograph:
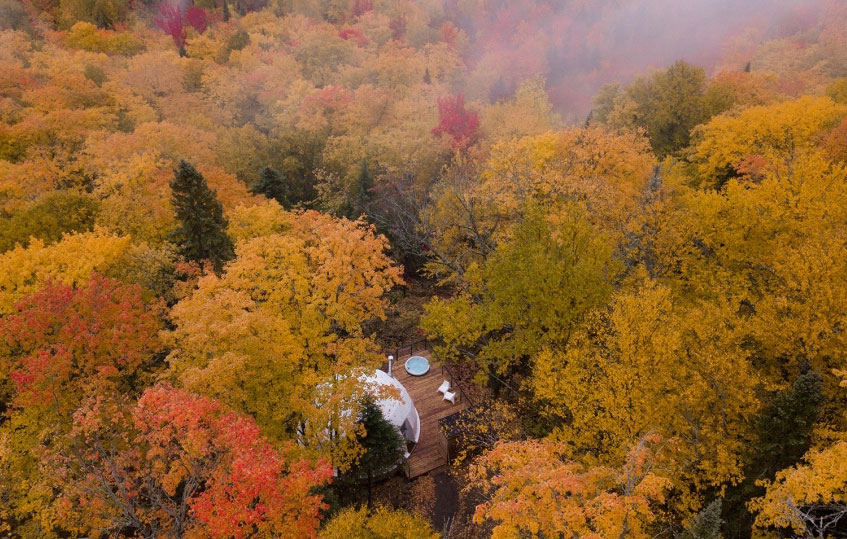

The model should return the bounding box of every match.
[0,0,846,537]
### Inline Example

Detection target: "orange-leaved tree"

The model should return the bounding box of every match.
[0,276,164,413]
[52,385,333,538]
[467,435,672,538]
[0,276,165,535]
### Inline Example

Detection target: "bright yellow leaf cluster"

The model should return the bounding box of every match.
[0,229,131,314]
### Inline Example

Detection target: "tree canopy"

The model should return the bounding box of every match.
[2,0,847,535]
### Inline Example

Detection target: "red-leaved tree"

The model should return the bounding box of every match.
[432,93,480,151]
[0,276,164,413]
[52,386,333,538]
[155,2,187,55]
[338,27,368,46]
[184,7,209,34]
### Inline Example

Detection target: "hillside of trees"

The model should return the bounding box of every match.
[2,0,847,536]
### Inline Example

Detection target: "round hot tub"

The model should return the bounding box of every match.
[404,355,430,376]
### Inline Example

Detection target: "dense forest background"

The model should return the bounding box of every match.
[2,0,847,536]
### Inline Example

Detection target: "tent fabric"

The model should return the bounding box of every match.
[361,369,420,444]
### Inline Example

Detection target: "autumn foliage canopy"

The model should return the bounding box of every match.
[2,0,847,536]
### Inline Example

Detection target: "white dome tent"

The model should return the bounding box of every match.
[360,369,421,455]
[311,369,421,463]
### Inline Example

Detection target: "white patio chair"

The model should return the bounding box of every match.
[437,380,450,395]
[443,391,456,404]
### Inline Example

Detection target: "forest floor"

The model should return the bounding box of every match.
[432,471,460,532]
[371,278,452,351]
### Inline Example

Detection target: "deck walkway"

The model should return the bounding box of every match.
[392,350,469,478]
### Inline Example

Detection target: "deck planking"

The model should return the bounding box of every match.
[391,351,468,478]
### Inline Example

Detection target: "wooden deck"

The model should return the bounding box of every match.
[391,350,469,478]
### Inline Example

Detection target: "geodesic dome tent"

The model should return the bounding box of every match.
[360,369,421,449]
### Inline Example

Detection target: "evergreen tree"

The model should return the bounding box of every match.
[353,160,373,217]
[605,60,731,158]
[350,396,406,507]
[423,67,431,84]
[169,160,235,273]
[721,365,825,538]
[756,364,824,475]
[681,499,723,539]
[252,166,289,208]
[222,0,230,21]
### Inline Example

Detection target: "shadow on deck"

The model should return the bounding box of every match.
[390,347,469,479]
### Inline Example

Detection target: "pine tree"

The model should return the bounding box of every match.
[756,365,824,475]
[721,365,825,538]
[169,160,235,273]
[252,167,289,208]
[681,499,723,539]
[423,67,431,85]
[222,0,230,21]
[352,160,373,217]
[350,396,405,507]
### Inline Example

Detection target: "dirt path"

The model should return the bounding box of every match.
[431,470,460,533]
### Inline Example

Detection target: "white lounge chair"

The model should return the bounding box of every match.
[437,380,450,395]
[443,391,456,404]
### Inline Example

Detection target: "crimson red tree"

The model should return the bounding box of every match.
[184,7,209,34]
[432,94,480,151]
[155,2,187,56]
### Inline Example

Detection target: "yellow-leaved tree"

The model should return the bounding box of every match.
[422,127,654,282]
[166,210,403,469]
[689,96,847,189]
[0,229,131,314]
[651,150,847,431]
[319,506,439,539]
[532,275,761,503]
[750,441,847,538]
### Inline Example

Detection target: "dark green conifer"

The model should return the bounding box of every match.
[756,364,824,474]
[351,396,405,507]
[169,160,235,273]
[353,160,373,216]
[252,166,289,208]
[721,365,825,537]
